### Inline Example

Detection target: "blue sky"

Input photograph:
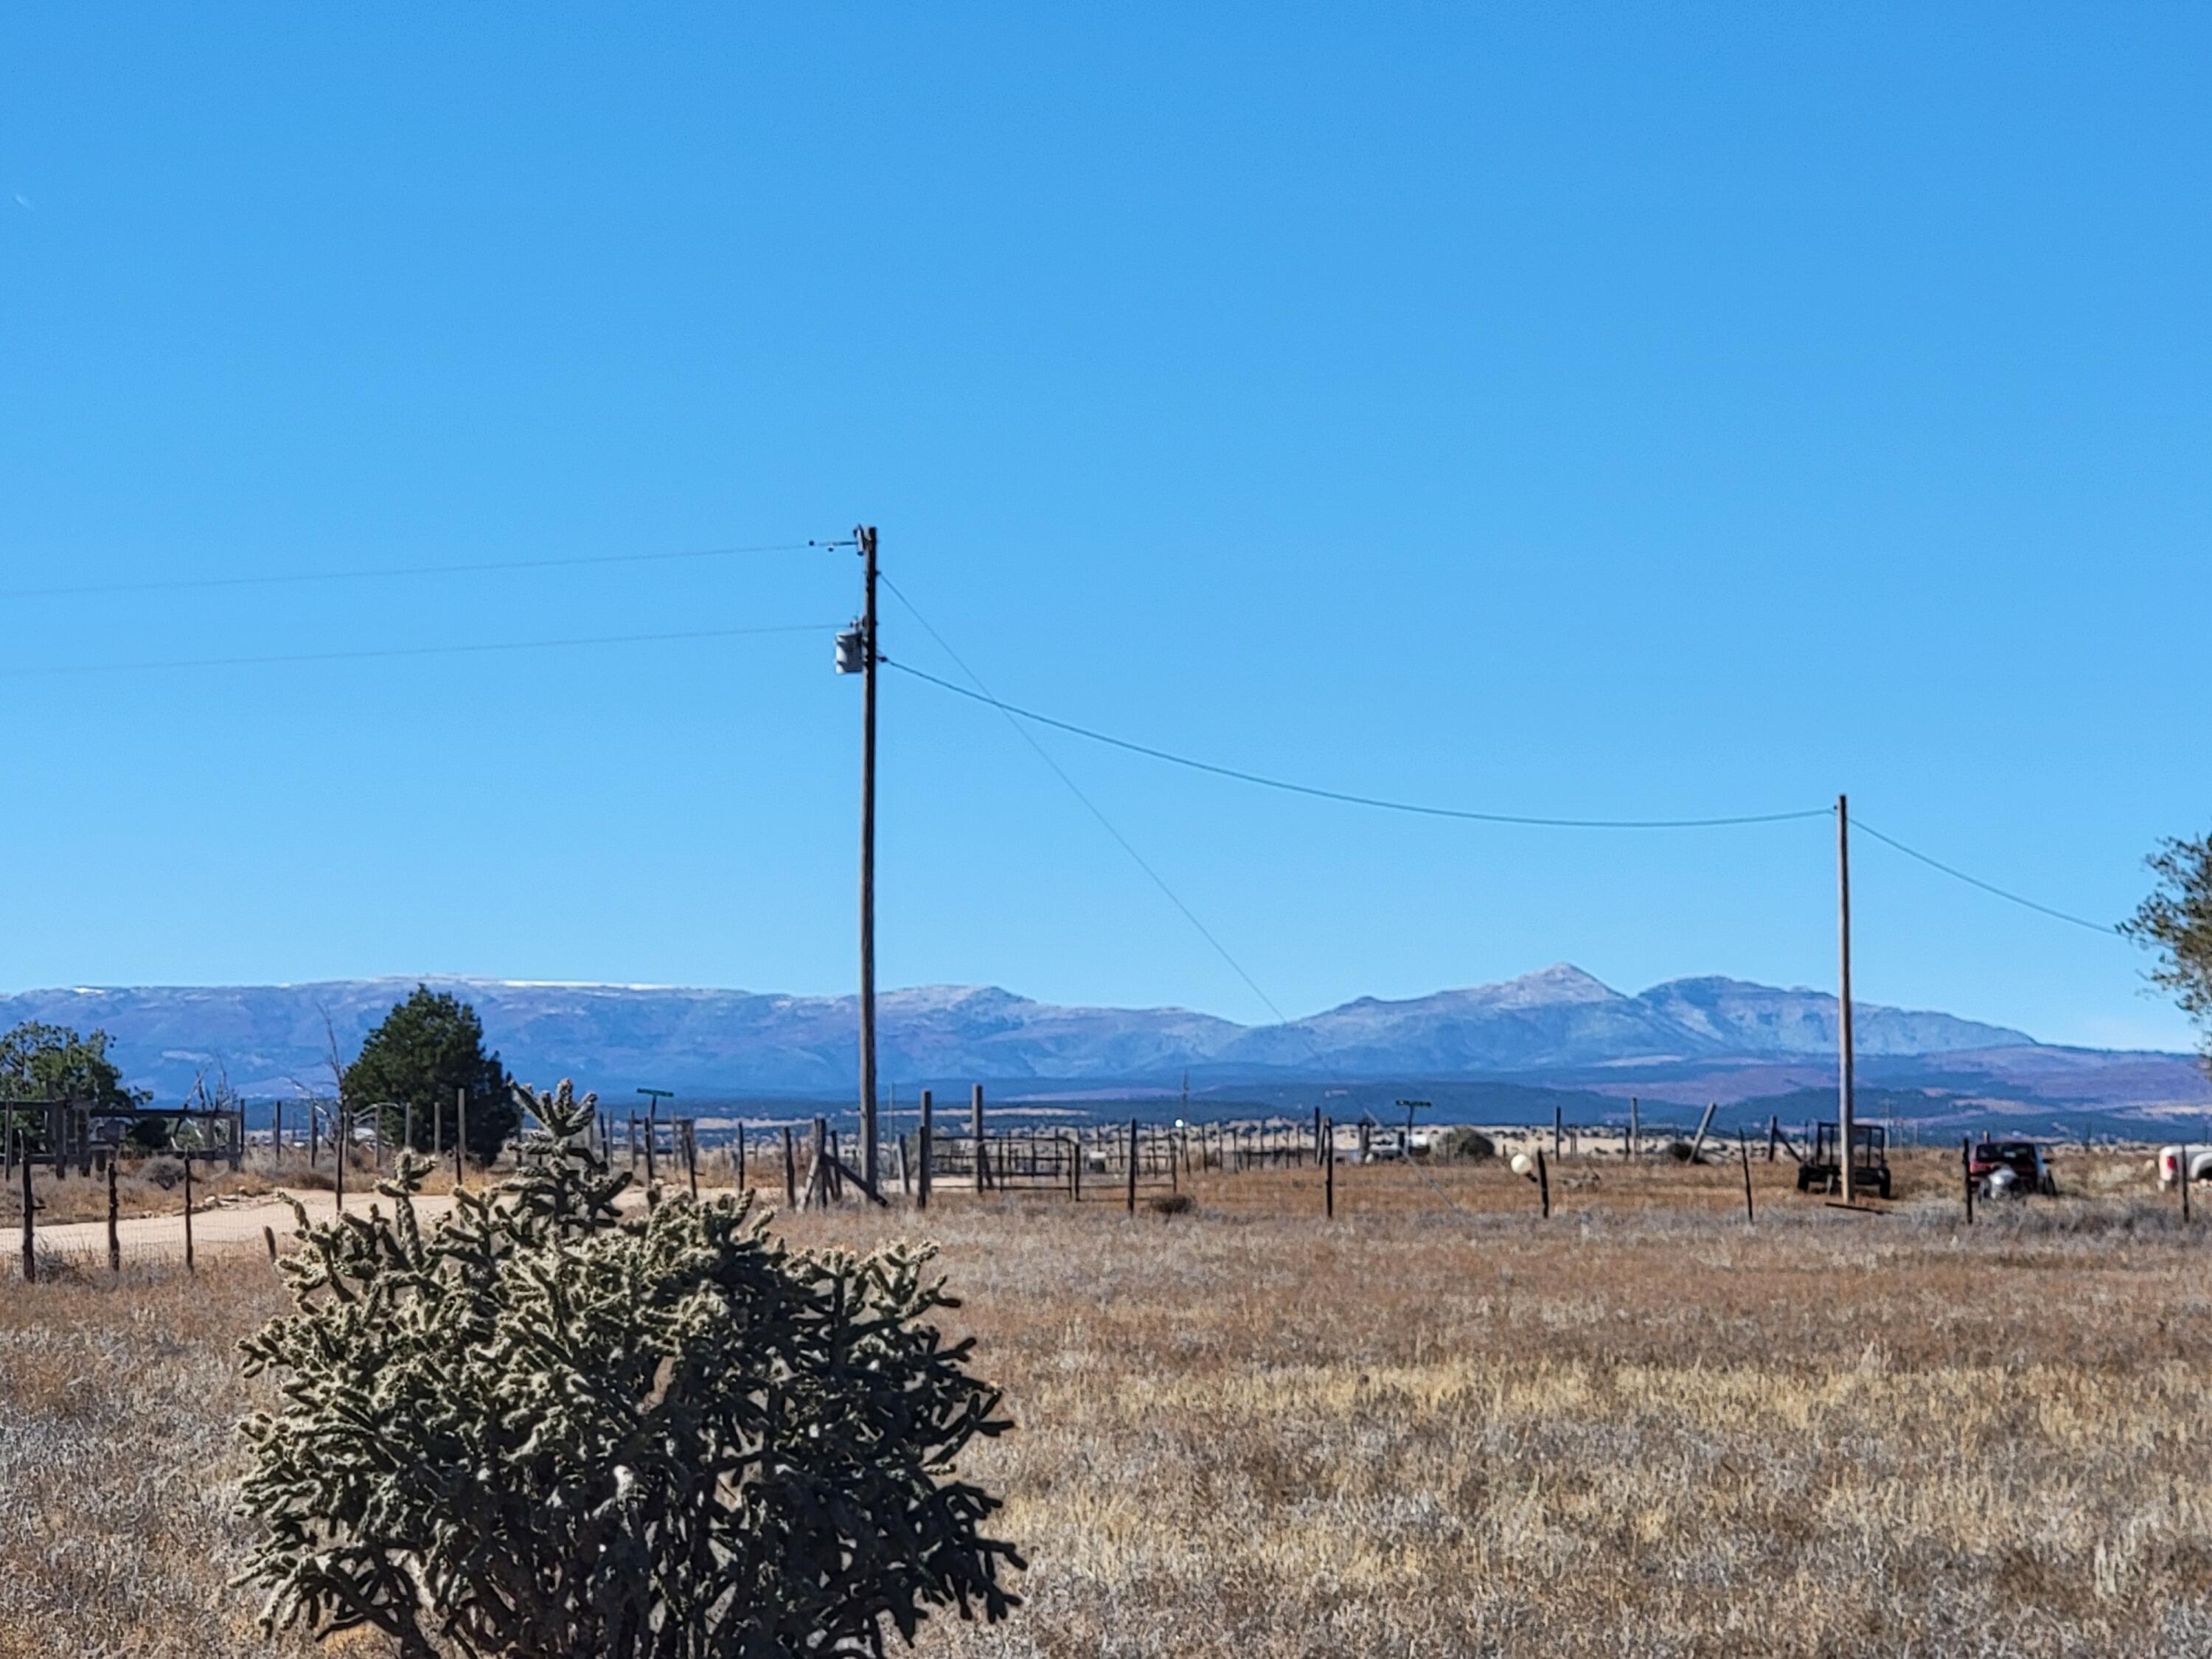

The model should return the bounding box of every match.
[1,4,2204,1048]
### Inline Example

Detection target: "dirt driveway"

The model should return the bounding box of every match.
[34,1189,463,1262]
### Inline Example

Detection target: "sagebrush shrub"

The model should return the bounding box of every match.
[236,1079,1023,1658]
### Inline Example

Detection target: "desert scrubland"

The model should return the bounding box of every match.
[2,1150,2208,1657]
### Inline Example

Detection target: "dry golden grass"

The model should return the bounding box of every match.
[3,1150,2209,1655]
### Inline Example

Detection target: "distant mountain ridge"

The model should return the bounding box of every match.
[1,964,2194,1119]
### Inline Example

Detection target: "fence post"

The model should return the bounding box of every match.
[683,1121,698,1202]
[335,1110,346,1211]
[183,1155,195,1274]
[1630,1095,1640,1158]
[972,1085,987,1195]
[644,1105,658,1192]
[1536,1147,1550,1220]
[19,1133,34,1283]
[1324,1116,1335,1219]
[1739,1131,1755,1225]
[917,1091,933,1211]
[107,1155,119,1275]
[1768,1116,1778,1161]
[1126,1117,1138,1214]
[1552,1105,1562,1159]
[782,1126,797,1210]
[405,1099,414,1158]
[457,1088,468,1184]
[736,1126,747,1189]
[1070,1128,1082,1203]
[1962,1135,1974,1225]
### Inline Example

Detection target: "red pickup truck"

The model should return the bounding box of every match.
[1969,1140,2055,1197]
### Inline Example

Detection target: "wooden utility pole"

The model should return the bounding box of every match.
[855,524,881,1194]
[1837,793,1857,1206]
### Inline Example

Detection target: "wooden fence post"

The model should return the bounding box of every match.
[183,1155,195,1275]
[335,1110,346,1211]
[1962,1135,1974,1225]
[683,1121,698,1202]
[644,1106,658,1191]
[1125,1117,1138,1215]
[1630,1095,1639,1158]
[1688,1101,1717,1165]
[1324,1116,1335,1219]
[917,1091,933,1211]
[107,1156,119,1275]
[456,1088,468,1184]
[972,1085,987,1195]
[1738,1131,1755,1224]
[1552,1105,1562,1159]
[264,1224,278,1262]
[404,1099,414,1158]
[736,1126,746,1189]
[782,1126,797,1210]
[20,1133,35,1283]
[1069,1128,1082,1203]
[1767,1115,1778,1162]
[1536,1147,1550,1220]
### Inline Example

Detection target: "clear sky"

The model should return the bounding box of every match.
[2,4,2204,1050]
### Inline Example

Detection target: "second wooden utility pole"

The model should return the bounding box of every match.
[1837,793,1857,1206]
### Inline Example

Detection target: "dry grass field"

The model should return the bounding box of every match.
[4,1147,2210,1656]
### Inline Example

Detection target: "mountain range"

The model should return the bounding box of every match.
[2,966,2202,1121]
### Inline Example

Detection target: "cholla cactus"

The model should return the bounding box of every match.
[236,1079,1023,1657]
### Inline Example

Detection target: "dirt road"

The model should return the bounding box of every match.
[34,1189,463,1262]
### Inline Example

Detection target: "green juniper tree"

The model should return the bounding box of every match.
[236,1080,1023,1658]
[0,1020,152,1150]
[2124,830,2212,1074]
[342,984,515,1161]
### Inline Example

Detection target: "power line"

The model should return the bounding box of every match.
[1853,820,2120,935]
[881,655,1831,830]
[0,623,837,680]
[0,541,821,601]
[880,588,2119,936]
[879,573,1298,1025]
[885,570,1487,1220]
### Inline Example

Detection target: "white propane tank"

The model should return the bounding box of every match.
[1509,1152,1535,1180]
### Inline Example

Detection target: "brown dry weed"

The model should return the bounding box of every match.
[2,1150,2208,1655]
